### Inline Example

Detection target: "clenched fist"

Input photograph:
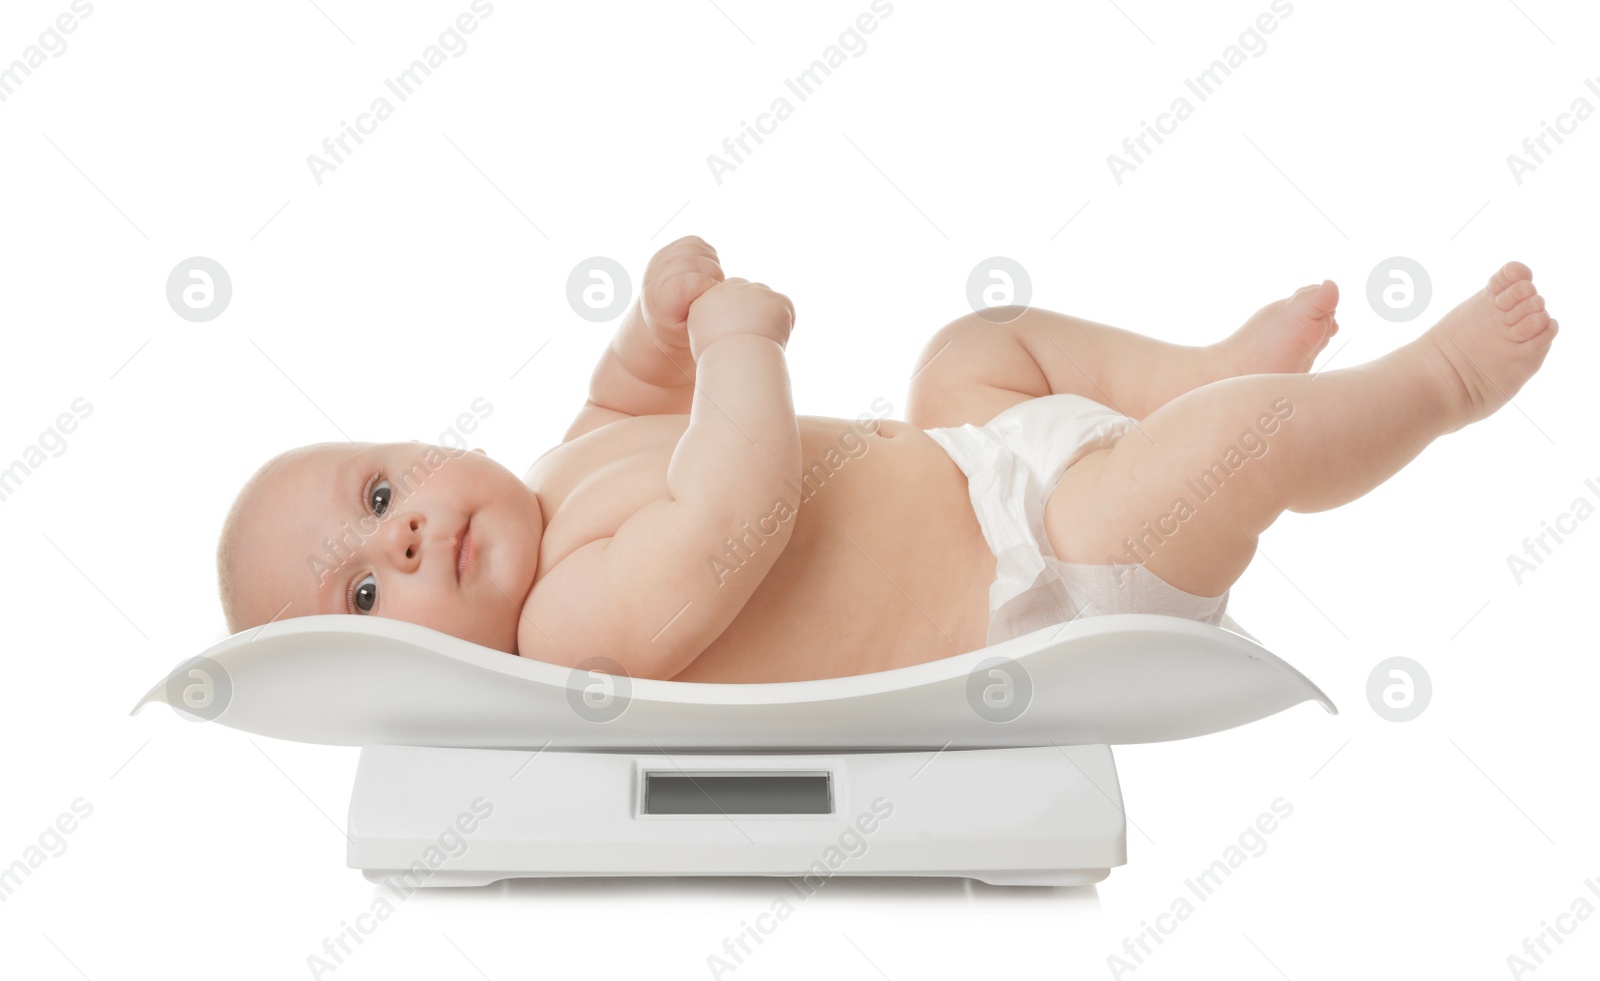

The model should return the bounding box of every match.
[686,278,795,360]
[641,235,724,350]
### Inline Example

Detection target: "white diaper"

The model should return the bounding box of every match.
[923,393,1244,646]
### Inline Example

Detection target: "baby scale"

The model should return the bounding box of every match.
[132,613,1335,887]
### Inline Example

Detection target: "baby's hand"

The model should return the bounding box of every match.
[641,235,724,349]
[686,278,794,360]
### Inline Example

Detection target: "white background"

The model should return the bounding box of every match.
[2,0,1597,978]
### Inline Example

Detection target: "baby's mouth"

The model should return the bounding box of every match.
[455,518,472,583]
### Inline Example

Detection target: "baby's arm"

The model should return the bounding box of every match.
[522,279,800,679]
[562,236,722,441]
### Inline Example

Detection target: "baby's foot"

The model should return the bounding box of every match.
[1212,281,1340,377]
[1417,261,1558,428]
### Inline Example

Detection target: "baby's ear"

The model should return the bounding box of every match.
[471,447,486,456]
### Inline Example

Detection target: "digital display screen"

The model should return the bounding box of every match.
[643,772,832,815]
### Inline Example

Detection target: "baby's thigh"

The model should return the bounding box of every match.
[906,315,1047,429]
[1042,444,1258,598]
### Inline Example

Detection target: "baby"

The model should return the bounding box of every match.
[216,237,1558,683]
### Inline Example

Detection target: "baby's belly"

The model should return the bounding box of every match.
[671,418,996,683]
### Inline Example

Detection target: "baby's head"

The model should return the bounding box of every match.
[216,441,543,653]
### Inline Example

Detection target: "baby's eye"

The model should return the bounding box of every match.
[369,478,393,516]
[350,574,378,614]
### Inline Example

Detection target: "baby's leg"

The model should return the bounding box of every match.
[1045,263,1556,597]
[908,283,1340,428]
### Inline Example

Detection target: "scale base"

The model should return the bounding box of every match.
[348,744,1127,889]
[358,868,1111,889]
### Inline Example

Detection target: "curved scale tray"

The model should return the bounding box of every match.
[131,613,1335,750]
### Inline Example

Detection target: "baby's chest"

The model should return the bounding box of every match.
[525,417,685,564]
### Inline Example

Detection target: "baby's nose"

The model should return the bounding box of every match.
[382,513,424,569]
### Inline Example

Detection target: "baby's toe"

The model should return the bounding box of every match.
[1297,279,1339,318]
[1494,278,1538,312]
[1509,307,1555,343]
[1501,291,1545,325]
[1487,260,1534,295]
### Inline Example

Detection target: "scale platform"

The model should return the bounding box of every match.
[133,613,1335,888]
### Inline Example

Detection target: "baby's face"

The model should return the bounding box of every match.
[229,441,542,653]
